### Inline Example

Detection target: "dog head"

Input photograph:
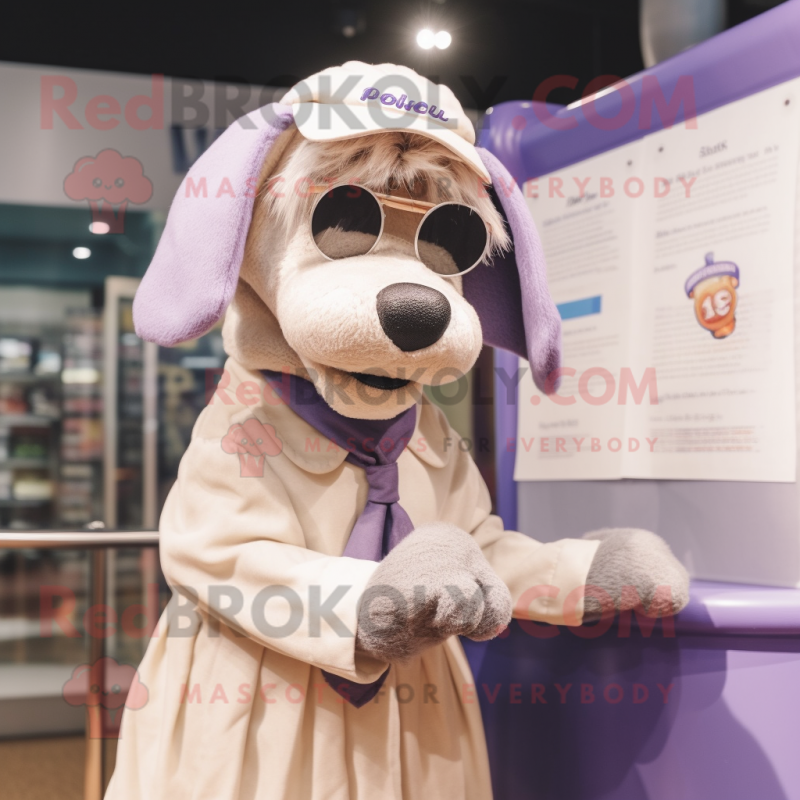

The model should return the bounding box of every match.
[133,64,562,420]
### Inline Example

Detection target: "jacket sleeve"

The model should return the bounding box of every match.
[158,416,387,685]
[447,438,600,627]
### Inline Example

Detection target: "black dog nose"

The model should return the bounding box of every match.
[376,283,451,352]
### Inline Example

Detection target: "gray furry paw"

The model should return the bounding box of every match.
[583,529,690,620]
[355,522,513,663]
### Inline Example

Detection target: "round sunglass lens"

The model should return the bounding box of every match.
[311,185,382,259]
[417,204,488,275]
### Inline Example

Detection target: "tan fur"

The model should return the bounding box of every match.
[222,126,498,420]
[265,132,510,258]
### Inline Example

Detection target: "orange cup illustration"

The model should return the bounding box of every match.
[685,252,739,338]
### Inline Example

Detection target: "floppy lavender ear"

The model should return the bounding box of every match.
[463,147,562,393]
[132,104,295,346]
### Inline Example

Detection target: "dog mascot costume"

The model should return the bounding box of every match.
[107,63,689,800]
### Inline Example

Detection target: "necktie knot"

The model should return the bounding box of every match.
[364,463,400,505]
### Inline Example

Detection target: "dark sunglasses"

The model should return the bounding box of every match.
[308,183,491,277]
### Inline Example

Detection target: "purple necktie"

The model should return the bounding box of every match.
[263,371,417,706]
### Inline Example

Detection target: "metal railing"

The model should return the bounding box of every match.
[0,530,160,800]
[0,531,160,549]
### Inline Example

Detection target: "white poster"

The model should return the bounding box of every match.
[516,78,800,482]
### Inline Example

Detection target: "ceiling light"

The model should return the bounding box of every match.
[72,247,91,259]
[89,221,110,234]
[416,29,435,49]
[434,30,452,49]
[335,8,364,39]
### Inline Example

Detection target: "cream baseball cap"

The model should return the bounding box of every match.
[281,61,490,181]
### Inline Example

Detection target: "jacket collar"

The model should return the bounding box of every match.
[219,359,451,474]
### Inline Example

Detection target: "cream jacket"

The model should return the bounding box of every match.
[106,358,599,800]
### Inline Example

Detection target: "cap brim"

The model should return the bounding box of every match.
[291,102,490,182]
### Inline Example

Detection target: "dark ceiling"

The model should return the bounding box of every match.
[0,0,785,110]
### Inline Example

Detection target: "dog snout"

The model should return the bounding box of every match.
[376,283,451,352]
